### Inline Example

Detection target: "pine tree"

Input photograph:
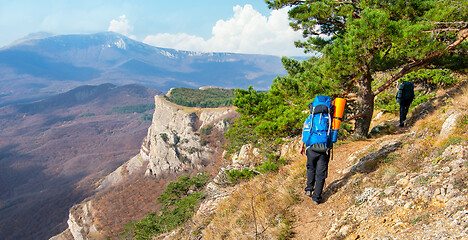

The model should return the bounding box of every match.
[267,0,467,136]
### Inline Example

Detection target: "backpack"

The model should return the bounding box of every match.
[396,81,415,103]
[302,95,333,152]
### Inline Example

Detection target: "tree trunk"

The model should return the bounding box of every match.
[355,72,374,138]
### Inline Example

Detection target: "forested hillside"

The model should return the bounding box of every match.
[165,87,235,108]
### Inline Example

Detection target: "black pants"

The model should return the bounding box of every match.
[305,148,330,202]
[399,103,410,126]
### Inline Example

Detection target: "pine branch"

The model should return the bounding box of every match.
[373,28,468,96]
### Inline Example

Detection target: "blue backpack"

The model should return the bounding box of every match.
[302,95,333,152]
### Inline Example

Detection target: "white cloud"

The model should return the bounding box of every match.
[108,14,136,39]
[143,5,305,56]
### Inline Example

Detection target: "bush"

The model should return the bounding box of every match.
[200,124,214,135]
[140,113,152,121]
[225,169,256,184]
[255,161,279,174]
[400,69,457,90]
[160,133,168,143]
[374,91,399,114]
[121,174,209,239]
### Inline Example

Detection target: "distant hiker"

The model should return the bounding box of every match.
[396,81,415,127]
[300,96,346,204]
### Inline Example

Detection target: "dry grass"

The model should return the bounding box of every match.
[202,157,304,240]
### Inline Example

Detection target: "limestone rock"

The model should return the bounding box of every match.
[144,96,235,177]
[439,113,460,141]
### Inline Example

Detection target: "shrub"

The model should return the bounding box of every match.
[255,161,279,174]
[121,174,209,239]
[140,113,152,121]
[400,69,457,90]
[160,133,168,143]
[374,91,399,114]
[200,124,214,135]
[225,169,256,184]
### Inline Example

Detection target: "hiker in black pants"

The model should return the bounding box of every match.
[300,142,330,205]
[396,81,415,127]
[399,102,411,127]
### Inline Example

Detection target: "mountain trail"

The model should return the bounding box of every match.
[291,137,383,239]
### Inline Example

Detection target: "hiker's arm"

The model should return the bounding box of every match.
[300,142,305,155]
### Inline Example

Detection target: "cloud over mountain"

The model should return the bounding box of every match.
[142,5,304,56]
[108,14,136,39]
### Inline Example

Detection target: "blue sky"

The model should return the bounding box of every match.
[0,0,307,56]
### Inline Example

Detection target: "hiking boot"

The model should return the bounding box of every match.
[313,200,320,205]
[305,190,312,197]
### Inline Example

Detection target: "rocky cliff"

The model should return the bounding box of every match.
[52,95,236,239]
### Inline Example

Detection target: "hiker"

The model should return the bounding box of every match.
[396,81,415,127]
[300,95,346,205]
[300,96,332,205]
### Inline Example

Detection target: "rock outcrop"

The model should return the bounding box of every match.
[144,96,233,177]
[52,96,236,240]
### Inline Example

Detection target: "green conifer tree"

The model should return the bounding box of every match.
[267,0,467,136]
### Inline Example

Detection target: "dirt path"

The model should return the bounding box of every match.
[291,139,377,240]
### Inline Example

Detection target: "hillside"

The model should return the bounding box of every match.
[165,87,235,108]
[0,84,161,240]
[152,79,468,239]
[0,32,286,107]
[51,95,238,239]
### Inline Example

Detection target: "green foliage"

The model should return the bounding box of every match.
[166,87,235,108]
[225,169,256,185]
[140,113,153,121]
[223,116,262,155]
[255,154,288,174]
[411,91,436,109]
[200,124,214,135]
[401,69,458,90]
[375,88,437,114]
[225,58,340,154]
[459,114,468,131]
[338,122,354,140]
[255,161,279,174]
[108,103,155,114]
[121,174,209,239]
[79,112,95,118]
[160,133,168,143]
[158,174,209,206]
[374,90,400,114]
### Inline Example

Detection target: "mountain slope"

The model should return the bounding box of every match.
[0,32,286,107]
[0,83,161,240]
[52,94,237,239]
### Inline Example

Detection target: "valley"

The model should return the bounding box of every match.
[0,84,161,239]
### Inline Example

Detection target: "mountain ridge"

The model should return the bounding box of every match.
[0,32,286,107]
